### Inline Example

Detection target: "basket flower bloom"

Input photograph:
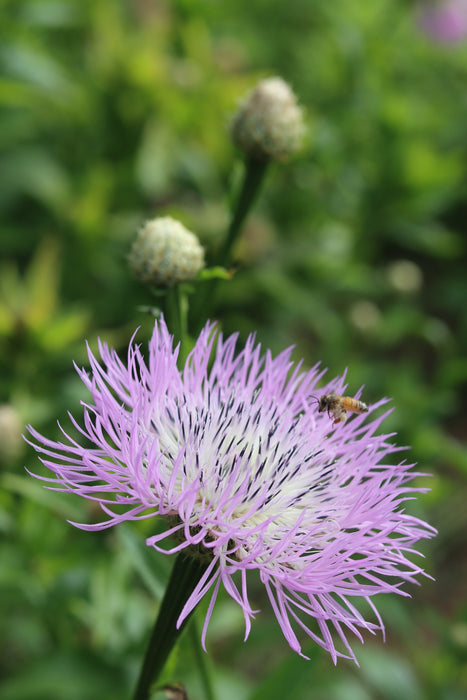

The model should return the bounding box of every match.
[418,0,467,42]
[27,319,435,664]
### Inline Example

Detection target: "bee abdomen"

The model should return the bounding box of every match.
[351,399,368,413]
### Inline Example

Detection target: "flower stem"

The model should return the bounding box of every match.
[192,156,269,331]
[219,155,269,267]
[166,284,189,365]
[188,614,216,700]
[132,553,210,700]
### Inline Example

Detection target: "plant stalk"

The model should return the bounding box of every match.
[132,553,210,700]
[219,156,269,266]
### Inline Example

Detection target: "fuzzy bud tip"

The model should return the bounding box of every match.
[129,217,205,287]
[230,77,305,161]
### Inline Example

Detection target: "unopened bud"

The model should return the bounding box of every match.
[129,217,204,287]
[387,260,423,294]
[0,404,23,462]
[230,77,305,161]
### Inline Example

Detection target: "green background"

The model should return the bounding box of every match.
[1,1,466,698]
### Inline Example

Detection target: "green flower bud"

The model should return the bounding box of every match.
[0,404,23,462]
[230,77,305,161]
[129,217,204,287]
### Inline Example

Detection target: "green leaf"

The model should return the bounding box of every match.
[197,266,234,281]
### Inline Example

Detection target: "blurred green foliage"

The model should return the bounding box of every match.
[1,0,467,698]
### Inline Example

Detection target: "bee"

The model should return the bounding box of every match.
[316,393,368,426]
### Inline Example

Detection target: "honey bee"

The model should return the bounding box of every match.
[316,393,368,426]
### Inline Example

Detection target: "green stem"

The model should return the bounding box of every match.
[132,553,210,700]
[188,614,216,700]
[219,156,269,267]
[192,156,269,331]
[166,285,189,365]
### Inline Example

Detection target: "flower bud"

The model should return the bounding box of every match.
[129,217,204,287]
[230,77,305,161]
[0,404,23,462]
[386,260,423,294]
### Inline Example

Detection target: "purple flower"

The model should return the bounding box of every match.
[27,319,435,664]
[418,0,467,43]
